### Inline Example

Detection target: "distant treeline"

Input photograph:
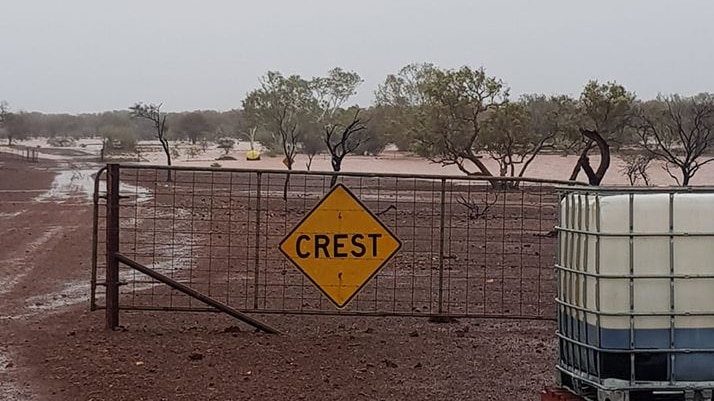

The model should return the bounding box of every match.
[2,63,713,185]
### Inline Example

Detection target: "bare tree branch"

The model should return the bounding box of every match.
[632,95,714,185]
[130,102,172,181]
[324,109,368,186]
[456,192,500,220]
[620,152,653,185]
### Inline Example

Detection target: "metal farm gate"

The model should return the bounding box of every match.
[91,164,573,330]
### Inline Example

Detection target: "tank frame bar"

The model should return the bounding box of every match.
[555,186,714,400]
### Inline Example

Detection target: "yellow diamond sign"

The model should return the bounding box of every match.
[279,184,402,308]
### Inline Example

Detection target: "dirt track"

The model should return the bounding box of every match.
[0,154,557,401]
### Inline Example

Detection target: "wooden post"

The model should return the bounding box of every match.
[105,164,120,329]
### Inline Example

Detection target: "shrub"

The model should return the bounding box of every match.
[47,137,76,147]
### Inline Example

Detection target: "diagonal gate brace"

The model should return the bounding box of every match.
[115,253,280,334]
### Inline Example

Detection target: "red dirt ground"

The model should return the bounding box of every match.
[0,155,557,401]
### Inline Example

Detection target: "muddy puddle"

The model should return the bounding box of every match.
[25,281,90,313]
[35,167,151,203]
[0,211,26,219]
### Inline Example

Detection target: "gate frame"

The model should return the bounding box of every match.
[102,164,278,333]
[95,163,587,329]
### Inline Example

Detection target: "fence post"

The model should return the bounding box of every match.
[253,172,262,310]
[437,178,447,315]
[105,163,120,329]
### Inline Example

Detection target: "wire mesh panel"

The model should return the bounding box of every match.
[93,165,565,320]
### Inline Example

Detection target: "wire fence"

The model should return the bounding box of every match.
[92,164,572,320]
[0,146,39,163]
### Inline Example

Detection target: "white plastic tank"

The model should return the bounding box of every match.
[557,190,714,386]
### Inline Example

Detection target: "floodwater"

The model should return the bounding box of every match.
[151,150,714,187]
[36,166,151,203]
[11,138,714,186]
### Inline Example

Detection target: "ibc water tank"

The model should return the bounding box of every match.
[556,188,714,398]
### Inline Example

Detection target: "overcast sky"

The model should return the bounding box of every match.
[1,0,712,114]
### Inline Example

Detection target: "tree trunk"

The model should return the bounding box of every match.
[160,138,172,182]
[8,136,13,146]
[569,140,594,181]
[281,152,295,201]
[471,157,493,177]
[573,130,610,185]
[682,167,691,186]
[330,157,342,187]
[283,171,291,201]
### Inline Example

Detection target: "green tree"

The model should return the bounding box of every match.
[177,112,212,144]
[569,80,635,185]
[311,68,365,184]
[312,67,363,120]
[355,106,388,156]
[0,101,11,145]
[93,111,137,153]
[215,109,245,142]
[3,111,31,146]
[217,137,235,155]
[416,65,510,177]
[43,114,83,138]
[480,101,544,178]
[0,101,9,123]
[375,63,437,151]
[243,71,317,199]
[301,129,323,171]
[100,125,138,151]
[524,94,580,150]
[483,94,581,181]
